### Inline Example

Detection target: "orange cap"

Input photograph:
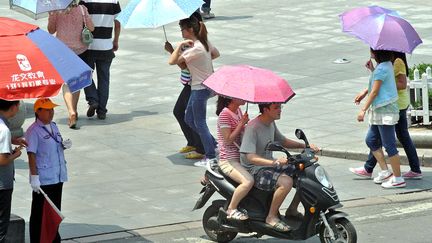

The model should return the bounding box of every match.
[33,98,59,112]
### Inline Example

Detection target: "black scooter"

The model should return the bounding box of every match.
[193,129,357,243]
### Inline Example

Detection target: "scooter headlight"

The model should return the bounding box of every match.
[315,165,333,188]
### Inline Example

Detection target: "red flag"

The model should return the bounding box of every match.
[40,190,64,243]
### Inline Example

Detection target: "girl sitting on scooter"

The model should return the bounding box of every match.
[216,96,254,220]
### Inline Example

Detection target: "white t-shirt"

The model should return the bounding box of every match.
[0,118,13,190]
[181,40,217,90]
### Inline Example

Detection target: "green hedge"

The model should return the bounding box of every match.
[408,63,432,80]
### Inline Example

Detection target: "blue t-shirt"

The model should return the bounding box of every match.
[368,61,398,108]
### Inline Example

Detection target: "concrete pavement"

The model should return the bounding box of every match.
[2,0,432,242]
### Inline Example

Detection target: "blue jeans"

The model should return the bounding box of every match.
[365,124,398,157]
[84,54,113,115]
[364,109,421,173]
[185,89,216,159]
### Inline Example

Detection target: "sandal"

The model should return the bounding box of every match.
[267,220,290,232]
[69,114,77,129]
[226,209,248,221]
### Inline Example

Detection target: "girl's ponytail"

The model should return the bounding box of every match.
[197,21,209,52]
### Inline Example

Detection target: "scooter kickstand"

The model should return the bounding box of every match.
[320,212,336,240]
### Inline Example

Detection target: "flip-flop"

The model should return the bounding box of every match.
[266,220,290,232]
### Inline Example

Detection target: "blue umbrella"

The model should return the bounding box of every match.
[9,0,73,20]
[116,0,204,40]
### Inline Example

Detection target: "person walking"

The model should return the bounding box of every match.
[26,98,71,243]
[350,51,422,180]
[48,0,94,129]
[216,96,253,220]
[355,48,406,189]
[0,100,25,243]
[168,15,220,167]
[80,0,121,120]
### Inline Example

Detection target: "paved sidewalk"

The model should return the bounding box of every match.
[2,0,432,241]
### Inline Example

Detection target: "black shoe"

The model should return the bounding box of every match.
[97,113,106,120]
[86,103,98,117]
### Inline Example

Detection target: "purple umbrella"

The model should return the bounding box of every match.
[340,6,422,54]
[340,5,399,31]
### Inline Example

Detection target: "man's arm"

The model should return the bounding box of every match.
[282,138,305,150]
[28,153,38,175]
[112,19,121,51]
[0,149,22,166]
[246,153,288,167]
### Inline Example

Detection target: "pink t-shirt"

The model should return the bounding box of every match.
[48,6,91,55]
[217,107,244,161]
[181,40,217,90]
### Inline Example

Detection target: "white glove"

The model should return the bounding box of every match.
[62,139,72,149]
[30,175,41,193]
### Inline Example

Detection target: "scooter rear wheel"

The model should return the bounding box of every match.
[203,203,238,243]
[319,217,357,243]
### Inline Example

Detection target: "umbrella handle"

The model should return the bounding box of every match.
[163,25,168,42]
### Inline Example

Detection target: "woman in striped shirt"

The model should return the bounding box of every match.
[216,96,254,220]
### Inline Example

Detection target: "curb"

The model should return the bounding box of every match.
[64,190,432,243]
[321,148,432,167]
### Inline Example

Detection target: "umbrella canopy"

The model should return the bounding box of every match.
[9,0,73,20]
[0,17,92,101]
[340,5,399,31]
[203,65,296,104]
[340,6,422,53]
[116,0,204,28]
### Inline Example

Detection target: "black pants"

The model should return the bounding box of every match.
[173,85,204,154]
[0,189,12,243]
[30,183,63,243]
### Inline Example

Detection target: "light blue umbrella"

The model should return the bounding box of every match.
[9,0,73,20]
[117,0,204,40]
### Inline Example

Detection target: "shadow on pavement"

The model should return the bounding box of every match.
[166,153,196,167]
[55,110,158,127]
[207,15,253,21]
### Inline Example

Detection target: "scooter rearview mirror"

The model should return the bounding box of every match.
[295,129,310,147]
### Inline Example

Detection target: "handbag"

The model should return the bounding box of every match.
[79,5,93,45]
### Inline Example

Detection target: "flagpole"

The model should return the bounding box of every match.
[39,188,65,219]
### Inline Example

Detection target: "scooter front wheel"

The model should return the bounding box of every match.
[202,203,237,243]
[319,217,357,243]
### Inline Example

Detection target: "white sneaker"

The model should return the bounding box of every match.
[381,176,406,189]
[194,158,208,167]
[373,170,393,184]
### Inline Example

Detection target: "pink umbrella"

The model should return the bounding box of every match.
[340,6,422,53]
[203,65,295,104]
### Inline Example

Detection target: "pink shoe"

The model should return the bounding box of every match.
[402,171,422,179]
[349,167,372,179]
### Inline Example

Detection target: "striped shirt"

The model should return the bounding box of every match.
[80,0,121,52]
[217,108,244,161]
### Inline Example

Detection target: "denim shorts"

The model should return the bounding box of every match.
[254,164,295,191]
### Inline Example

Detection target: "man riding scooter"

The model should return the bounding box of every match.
[240,103,320,232]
